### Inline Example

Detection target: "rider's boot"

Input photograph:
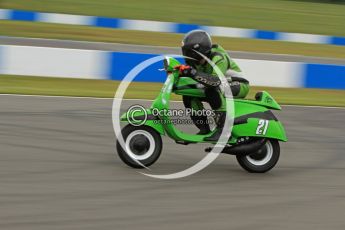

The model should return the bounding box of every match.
[197,126,211,135]
[204,111,227,142]
[191,114,211,135]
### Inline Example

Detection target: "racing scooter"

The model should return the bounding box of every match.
[116,57,287,173]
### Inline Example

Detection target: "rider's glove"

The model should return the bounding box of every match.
[174,65,197,77]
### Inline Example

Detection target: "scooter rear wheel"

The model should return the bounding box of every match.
[117,125,162,168]
[236,139,280,173]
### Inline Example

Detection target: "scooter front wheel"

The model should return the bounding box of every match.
[116,125,162,168]
[236,139,280,173]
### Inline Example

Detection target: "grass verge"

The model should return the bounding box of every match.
[1,21,345,59]
[2,0,345,36]
[1,75,344,107]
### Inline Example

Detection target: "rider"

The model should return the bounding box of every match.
[176,30,249,141]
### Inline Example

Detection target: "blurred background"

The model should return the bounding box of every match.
[1,2,345,229]
[0,0,344,106]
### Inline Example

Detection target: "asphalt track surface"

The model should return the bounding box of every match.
[1,36,345,65]
[1,94,345,230]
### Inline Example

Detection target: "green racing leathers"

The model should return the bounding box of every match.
[183,44,250,133]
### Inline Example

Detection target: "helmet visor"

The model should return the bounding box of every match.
[182,46,202,61]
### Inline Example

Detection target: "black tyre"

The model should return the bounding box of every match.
[236,139,280,173]
[116,125,162,168]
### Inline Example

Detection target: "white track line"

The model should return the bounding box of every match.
[0,93,344,109]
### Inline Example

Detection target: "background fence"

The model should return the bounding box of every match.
[1,45,344,89]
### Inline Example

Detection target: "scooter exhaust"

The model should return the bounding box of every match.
[205,138,267,156]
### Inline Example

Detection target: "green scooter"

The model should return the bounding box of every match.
[117,57,287,173]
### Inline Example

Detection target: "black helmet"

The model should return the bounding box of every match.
[181,30,212,66]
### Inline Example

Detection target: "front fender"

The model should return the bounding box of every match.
[120,108,165,135]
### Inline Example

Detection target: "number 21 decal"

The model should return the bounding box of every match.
[256,119,269,135]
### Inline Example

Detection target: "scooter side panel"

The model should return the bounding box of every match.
[232,101,287,142]
[232,119,287,142]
